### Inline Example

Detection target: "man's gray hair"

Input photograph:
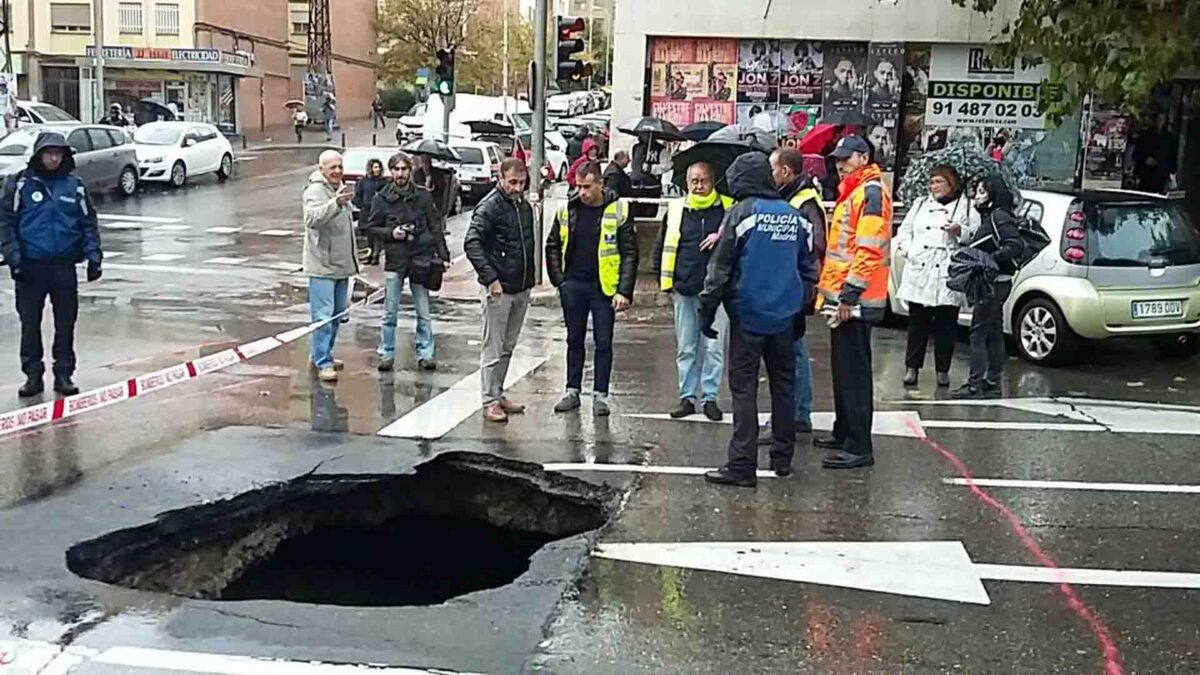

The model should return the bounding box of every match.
[318,149,342,167]
[614,150,630,162]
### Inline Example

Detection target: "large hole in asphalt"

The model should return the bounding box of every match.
[66,453,614,607]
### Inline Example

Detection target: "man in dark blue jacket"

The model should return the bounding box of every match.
[699,153,818,487]
[0,132,102,398]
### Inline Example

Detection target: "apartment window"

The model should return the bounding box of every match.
[118,2,144,35]
[155,3,180,36]
[290,9,309,36]
[50,3,92,33]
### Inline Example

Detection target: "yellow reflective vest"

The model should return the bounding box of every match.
[557,200,629,297]
[660,194,733,291]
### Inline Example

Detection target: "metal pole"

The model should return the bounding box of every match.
[586,0,594,90]
[442,94,451,143]
[531,0,548,285]
[502,0,509,114]
[92,0,106,122]
[605,1,614,87]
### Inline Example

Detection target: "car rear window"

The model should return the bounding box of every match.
[1088,201,1200,267]
[29,104,76,123]
[453,147,484,164]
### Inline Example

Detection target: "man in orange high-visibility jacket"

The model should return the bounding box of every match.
[814,135,892,470]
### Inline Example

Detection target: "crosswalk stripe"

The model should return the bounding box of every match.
[141,254,185,262]
[97,213,182,224]
[204,257,249,265]
[206,226,243,234]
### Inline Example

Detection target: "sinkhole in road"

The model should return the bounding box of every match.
[65,452,614,607]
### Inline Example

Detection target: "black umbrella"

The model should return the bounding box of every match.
[946,247,998,307]
[671,140,766,192]
[681,120,727,142]
[821,109,877,127]
[617,116,686,142]
[402,138,461,162]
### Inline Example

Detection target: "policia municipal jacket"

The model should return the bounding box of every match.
[545,188,638,298]
[651,190,732,296]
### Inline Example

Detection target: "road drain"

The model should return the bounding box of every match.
[66,453,614,607]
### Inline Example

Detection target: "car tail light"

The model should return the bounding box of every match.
[1065,227,1085,241]
[1064,246,1086,262]
[1061,201,1088,264]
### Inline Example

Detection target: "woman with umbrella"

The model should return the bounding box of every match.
[893,165,978,388]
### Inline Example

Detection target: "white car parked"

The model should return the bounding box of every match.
[133,122,234,188]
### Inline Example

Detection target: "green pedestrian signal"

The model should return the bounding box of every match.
[435,49,456,98]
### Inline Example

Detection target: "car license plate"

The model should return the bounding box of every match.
[1131,300,1183,319]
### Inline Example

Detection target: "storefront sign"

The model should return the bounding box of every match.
[86,46,251,69]
[925,44,1048,129]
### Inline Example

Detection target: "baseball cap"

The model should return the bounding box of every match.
[829,135,871,159]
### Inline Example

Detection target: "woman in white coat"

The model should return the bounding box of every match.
[894,165,979,387]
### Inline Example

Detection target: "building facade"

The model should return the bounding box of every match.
[8,0,377,134]
[610,0,1199,196]
[286,0,380,125]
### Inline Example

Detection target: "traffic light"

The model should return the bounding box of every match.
[434,48,456,97]
[555,16,591,87]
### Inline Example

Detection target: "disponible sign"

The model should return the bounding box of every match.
[925,45,1048,130]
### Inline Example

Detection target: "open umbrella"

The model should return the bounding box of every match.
[798,123,839,154]
[681,120,727,142]
[402,138,461,162]
[821,109,877,127]
[617,116,686,142]
[707,124,777,153]
[284,99,305,110]
[750,109,795,137]
[671,140,767,193]
[896,139,1024,210]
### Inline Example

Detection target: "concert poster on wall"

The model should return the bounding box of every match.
[779,40,823,107]
[647,37,738,126]
[736,39,780,105]
[822,42,867,118]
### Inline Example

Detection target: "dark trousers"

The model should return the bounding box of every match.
[16,262,79,378]
[830,320,874,457]
[905,303,959,372]
[727,323,795,475]
[560,280,615,395]
[968,282,1012,387]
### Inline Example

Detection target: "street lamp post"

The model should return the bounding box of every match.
[92,0,106,122]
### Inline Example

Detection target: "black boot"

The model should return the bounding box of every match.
[670,398,696,419]
[54,375,79,396]
[18,376,44,398]
[903,368,919,386]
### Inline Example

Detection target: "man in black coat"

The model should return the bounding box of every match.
[567,125,591,163]
[367,152,449,372]
[545,161,638,417]
[464,158,536,423]
[603,151,633,198]
[954,174,1024,400]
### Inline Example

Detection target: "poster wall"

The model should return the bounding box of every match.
[823,42,867,119]
[780,40,823,107]
[1083,109,1129,189]
[864,42,903,170]
[925,44,1049,130]
[648,37,738,127]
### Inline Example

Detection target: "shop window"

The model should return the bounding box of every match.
[50,3,91,33]
[156,3,180,36]
[118,2,143,35]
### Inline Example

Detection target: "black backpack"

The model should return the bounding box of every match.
[991,213,1051,270]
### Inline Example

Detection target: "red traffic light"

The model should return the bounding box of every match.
[557,16,585,39]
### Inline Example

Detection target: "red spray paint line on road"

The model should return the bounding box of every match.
[904,419,1123,675]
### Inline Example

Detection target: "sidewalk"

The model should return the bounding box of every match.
[241,117,399,153]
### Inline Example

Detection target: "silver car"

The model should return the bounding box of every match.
[0,124,140,197]
[889,188,1200,364]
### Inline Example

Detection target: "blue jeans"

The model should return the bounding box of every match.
[794,336,813,424]
[672,293,725,402]
[378,271,433,361]
[309,277,349,369]
[323,115,335,138]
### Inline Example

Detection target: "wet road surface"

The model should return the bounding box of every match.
[0,153,1199,673]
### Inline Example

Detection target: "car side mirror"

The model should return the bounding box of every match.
[184,138,196,147]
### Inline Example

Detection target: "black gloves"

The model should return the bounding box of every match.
[87,261,102,282]
[699,303,718,339]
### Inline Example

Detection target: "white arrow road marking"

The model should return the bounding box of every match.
[594,541,993,605]
[377,354,548,440]
[543,463,782,478]
[896,396,1200,435]
[974,564,1200,589]
[625,410,925,438]
[945,477,1200,494]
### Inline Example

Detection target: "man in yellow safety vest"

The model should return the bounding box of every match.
[545,161,638,417]
[651,162,732,421]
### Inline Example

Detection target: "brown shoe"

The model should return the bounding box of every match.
[498,397,525,415]
[483,403,508,423]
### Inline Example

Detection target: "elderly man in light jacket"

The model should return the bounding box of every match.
[304,150,360,382]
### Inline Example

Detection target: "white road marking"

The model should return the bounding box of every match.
[153,224,191,232]
[260,229,297,237]
[204,257,249,265]
[105,262,236,276]
[377,354,547,440]
[595,541,992,605]
[234,155,260,162]
[267,261,302,272]
[626,410,925,438]
[921,420,1107,433]
[206,226,244,234]
[902,397,1200,436]
[103,251,126,259]
[97,213,182,224]
[974,564,1200,589]
[100,221,144,230]
[450,252,467,266]
[944,477,1200,494]
[543,463,781,478]
[141,253,185,262]
[4,641,448,674]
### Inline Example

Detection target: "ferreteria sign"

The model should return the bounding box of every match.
[925,44,1049,129]
[85,46,254,69]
